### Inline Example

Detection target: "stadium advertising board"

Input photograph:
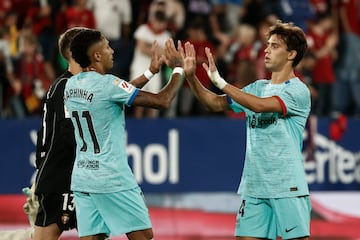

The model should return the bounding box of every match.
[0,118,359,194]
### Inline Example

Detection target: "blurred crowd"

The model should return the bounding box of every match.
[0,0,359,119]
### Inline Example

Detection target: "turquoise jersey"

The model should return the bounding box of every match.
[228,78,311,198]
[64,71,139,193]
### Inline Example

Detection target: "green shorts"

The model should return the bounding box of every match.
[235,195,311,239]
[74,186,152,237]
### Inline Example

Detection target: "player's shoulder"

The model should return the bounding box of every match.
[243,79,270,92]
[287,77,310,93]
[53,71,72,85]
[48,71,73,97]
[254,79,270,85]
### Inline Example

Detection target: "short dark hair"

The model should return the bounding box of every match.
[58,27,87,61]
[70,29,103,68]
[267,21,308,67]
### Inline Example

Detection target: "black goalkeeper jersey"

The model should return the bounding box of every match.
[35,71,76,194]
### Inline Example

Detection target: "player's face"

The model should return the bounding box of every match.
[264,34,291,72]
[99,37,114,71]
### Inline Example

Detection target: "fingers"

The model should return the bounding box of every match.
[165,38,176,55]
[177,40,185,59]
[164,38,177,61]
[184,41,196,60]
[202,62,209,72]
[158,55,166,66]
[205,47,216,71]
[151,40,158,58]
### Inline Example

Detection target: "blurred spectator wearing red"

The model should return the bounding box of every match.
[13,34,49,116]
[306,12,338,117]
[178,18,217,116]
[332,0,360,118]
[130,0,171,118]
[56,0,96,33]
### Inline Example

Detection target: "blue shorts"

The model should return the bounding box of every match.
[74,186,152,237]
[235,195,311,239]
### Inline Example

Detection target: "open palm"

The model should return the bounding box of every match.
[183,42,197,77]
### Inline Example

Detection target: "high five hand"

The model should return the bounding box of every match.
[149,41,165,74]
[183,41,197,77]
[202,47,228,90]
[164,38,184,69]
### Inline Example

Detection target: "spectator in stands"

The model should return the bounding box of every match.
[3,11,20,60]
[277,0,315,33]
[150,0,186,38]
[88,0,133,78]
[14,33,49,116]
[182,0,213,39]
[209,0,244,37]
[0,26,19,118]
[0,0,13,25]
[240,0,268,28]
[232,23,258,88]
[306,12,338,117]
[24,0,61,85]
[178,18,217,117]
[332,0,360,117]
[56,0,96,34]
[130,0,171,118]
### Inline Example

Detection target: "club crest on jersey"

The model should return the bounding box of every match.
[61,213,70,224]
[117,79,134,93]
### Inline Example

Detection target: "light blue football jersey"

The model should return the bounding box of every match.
[64,71,139,193]
[228,77,311,198]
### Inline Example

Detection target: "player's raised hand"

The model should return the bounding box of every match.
[183,41,197,77]
[202,47,228,90]
[149,41,165,74]
[202,47,216,73]
[163,38,183,69]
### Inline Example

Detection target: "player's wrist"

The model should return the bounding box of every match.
[144,69,155,80]
[208,70,227,90]
[172,67,184,76]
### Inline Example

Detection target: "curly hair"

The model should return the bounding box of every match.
[70,29,103,68]
[267,21,308,67]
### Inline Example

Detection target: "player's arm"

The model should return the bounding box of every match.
[132,39,183,109]
[203,47,283,114]
[222,84,283,113]
[129,41,164,88]
[183,42,229,112]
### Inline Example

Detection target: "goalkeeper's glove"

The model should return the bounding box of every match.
[207,70,228,90]
[22,184,39,227]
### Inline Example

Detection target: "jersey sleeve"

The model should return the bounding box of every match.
[106,75,139,106]
[227,95,245,113]
[227,81,258,113]
[277,82,311,117]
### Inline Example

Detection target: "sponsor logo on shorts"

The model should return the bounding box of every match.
[285,226,297,233]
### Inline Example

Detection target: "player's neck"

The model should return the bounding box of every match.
[83,64,105,74]
[271,69,296,84]
[68,60,82,75]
